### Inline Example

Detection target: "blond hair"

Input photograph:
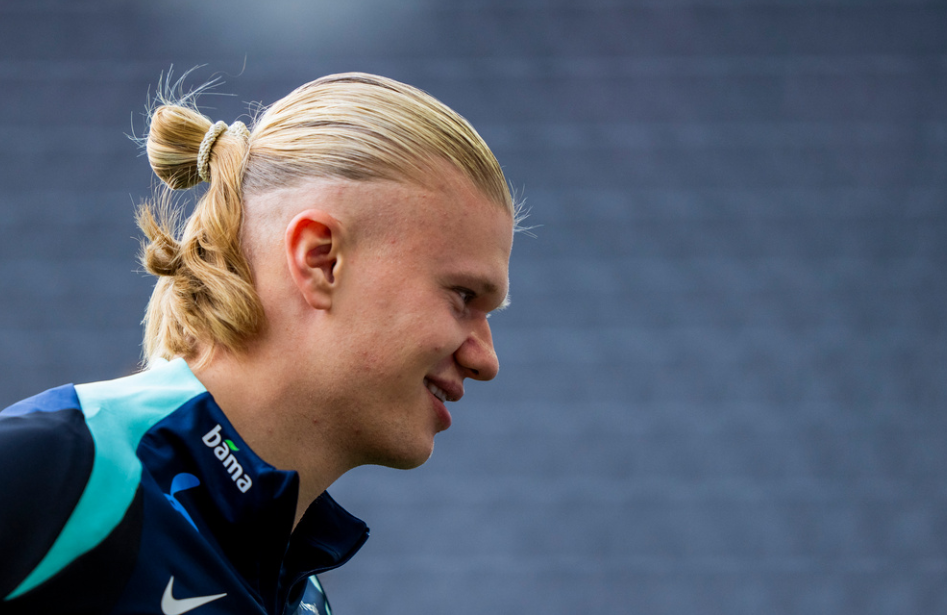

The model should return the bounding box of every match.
[140,72,516,365]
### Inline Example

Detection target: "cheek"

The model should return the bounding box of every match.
[343,275,461,366]
[381,318,460,376]
[347,317,434,371]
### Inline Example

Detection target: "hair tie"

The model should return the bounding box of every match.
[197,121,250,183]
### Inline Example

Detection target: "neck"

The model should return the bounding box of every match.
[187,348,351,527]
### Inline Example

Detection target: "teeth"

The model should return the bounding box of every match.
[425,379,449,402]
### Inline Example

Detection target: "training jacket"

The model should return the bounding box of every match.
[0,358,369,615]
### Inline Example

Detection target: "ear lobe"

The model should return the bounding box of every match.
[285,210,343,311]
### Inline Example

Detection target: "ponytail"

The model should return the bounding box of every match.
[139,103,263,365]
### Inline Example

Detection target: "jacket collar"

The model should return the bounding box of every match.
[147,359,370,612]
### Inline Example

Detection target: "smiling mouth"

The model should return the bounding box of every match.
[424,378,449,403]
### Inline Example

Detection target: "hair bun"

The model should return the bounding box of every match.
[147,106,252,189]
[147,105,213,189]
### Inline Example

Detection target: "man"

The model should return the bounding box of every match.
[0,73,518,614]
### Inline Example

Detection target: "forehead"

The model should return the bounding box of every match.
[365,169,514,298]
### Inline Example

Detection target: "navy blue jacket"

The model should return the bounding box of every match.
[0,358,369,614]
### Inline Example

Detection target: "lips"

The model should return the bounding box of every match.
[424,377,461,432]
[423,376,463,403]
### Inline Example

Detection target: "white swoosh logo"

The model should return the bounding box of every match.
[161,576,227,615]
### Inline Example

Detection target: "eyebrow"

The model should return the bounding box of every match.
[455,276,510,312]
[481,281,511,313]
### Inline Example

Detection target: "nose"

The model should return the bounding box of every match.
[456,318,499,381]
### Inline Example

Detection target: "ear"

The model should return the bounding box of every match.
[285,209,344,311]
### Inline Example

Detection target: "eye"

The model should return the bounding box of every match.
[453,286,476,307]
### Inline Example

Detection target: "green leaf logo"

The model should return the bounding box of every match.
[224,439,239,452]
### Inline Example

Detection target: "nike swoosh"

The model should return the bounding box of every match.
[161,576,227,615]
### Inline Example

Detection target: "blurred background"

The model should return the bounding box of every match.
[1,0,945,613]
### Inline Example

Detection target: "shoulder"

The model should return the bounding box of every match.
[0,385,93,484]
[0,362,211,604]
[0,387,95,600]
[0,385,93,497]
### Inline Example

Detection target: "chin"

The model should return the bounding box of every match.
[367,440,435,470]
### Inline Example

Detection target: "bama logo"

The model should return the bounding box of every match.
[201,425,253,493]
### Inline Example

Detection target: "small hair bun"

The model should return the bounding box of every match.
[146,106,250,190]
